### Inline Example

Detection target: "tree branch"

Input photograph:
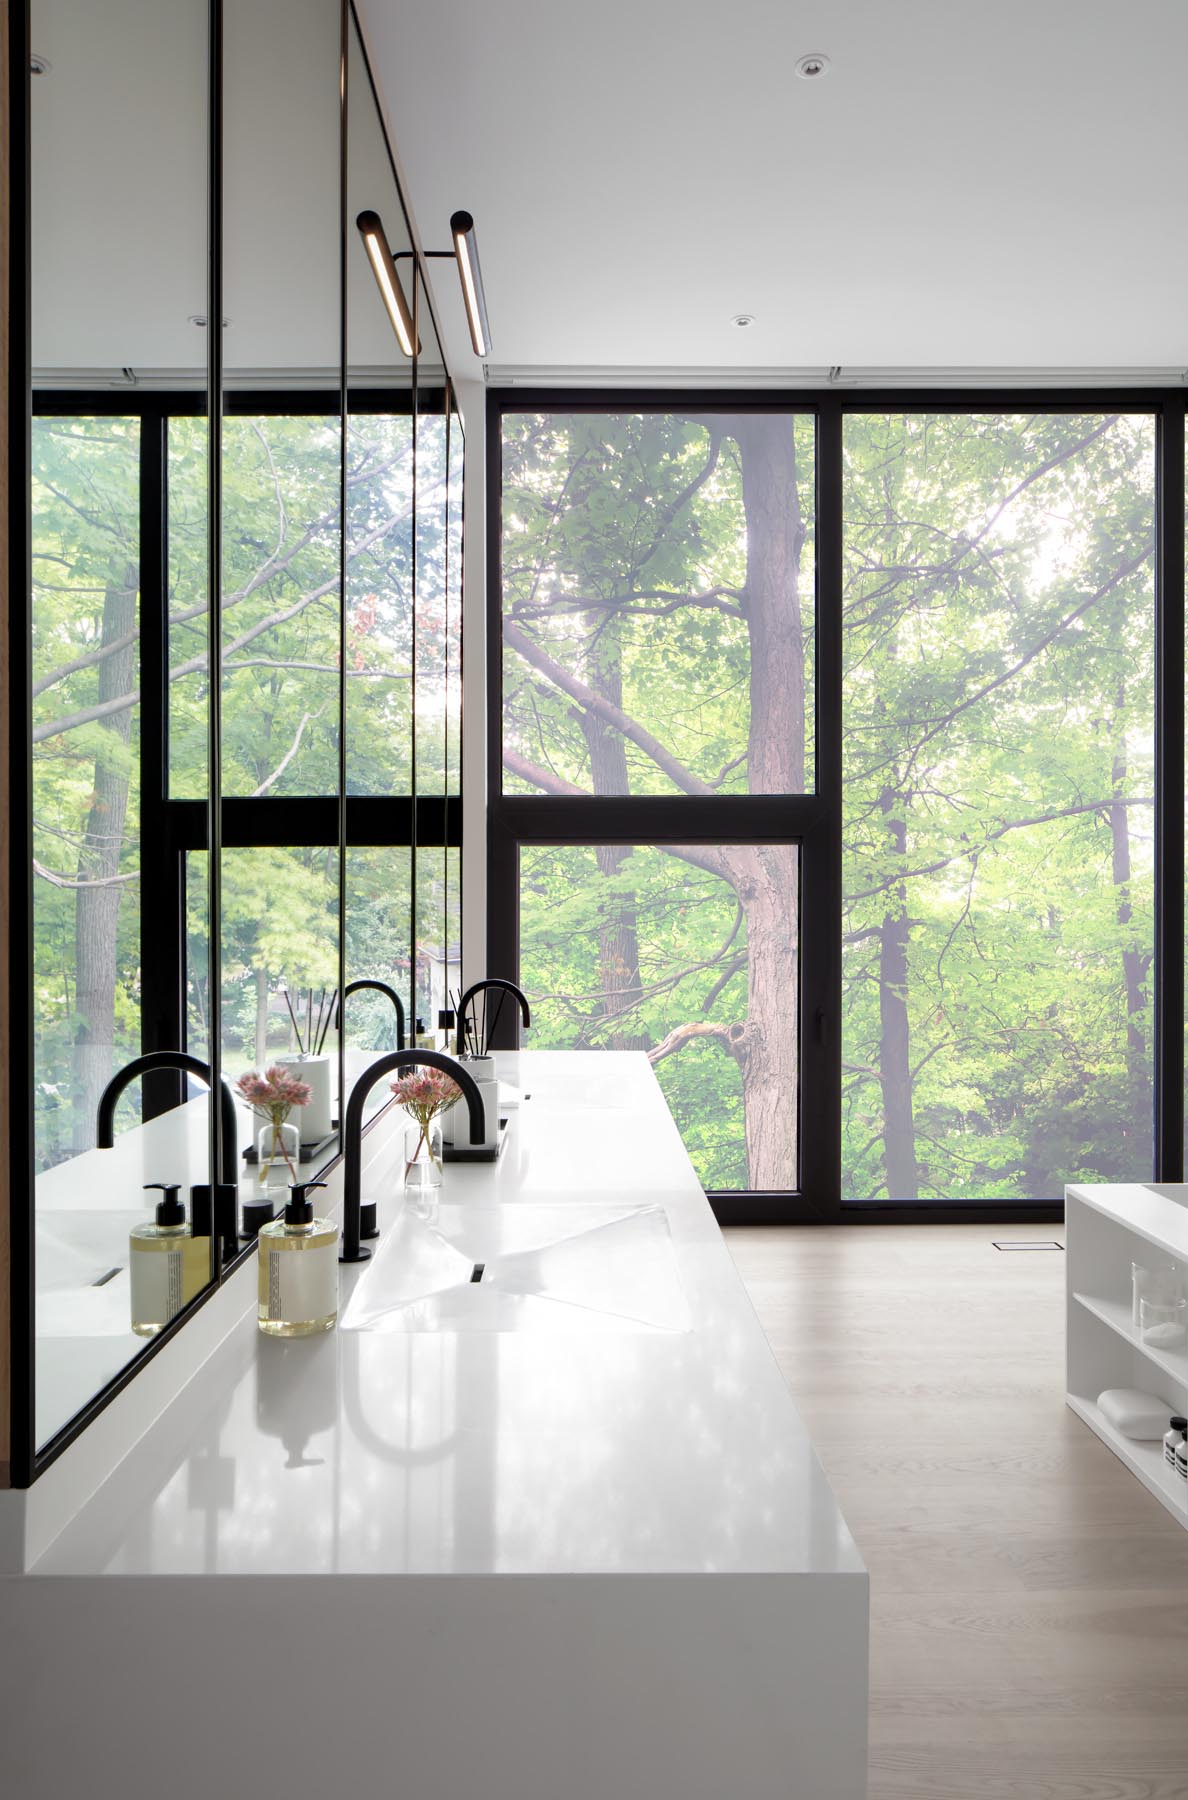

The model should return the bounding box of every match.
[251,711,316,796]
[33,859,139,890]
[846,796,1155,902]
[504,616,713,797]
[648,1019,744,1067]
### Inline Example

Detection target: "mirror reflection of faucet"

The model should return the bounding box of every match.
[454,979,530,1055]
[97,1051,241,1258]
[338,979,406,1050]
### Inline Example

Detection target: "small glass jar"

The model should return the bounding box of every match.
[1132,1260,1182,1328]
[1164,1416,1187,1469]
[257,1118,300,1189]
[1177,1439,1188,1482]
[403,1123,442,1219]
[1139,1295,1187,1349]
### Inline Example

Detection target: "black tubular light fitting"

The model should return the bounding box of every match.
[357,207,492,359]
[356,209,418,357]
[449,210,491,357]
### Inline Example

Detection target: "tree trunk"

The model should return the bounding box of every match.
[72,565,138,1151]
[721,417,806,1187]
[877,792,917,1199]
[255,963,271,1068]
[580,609,648,1051]
[732,843,799,1189]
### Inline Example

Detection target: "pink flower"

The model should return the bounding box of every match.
[390,1067,461,1127]
[235,1066,312,1125]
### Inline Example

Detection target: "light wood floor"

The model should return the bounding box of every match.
[725,1223,1188,1800]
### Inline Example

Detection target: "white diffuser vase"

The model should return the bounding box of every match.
[277,1053,333,1141]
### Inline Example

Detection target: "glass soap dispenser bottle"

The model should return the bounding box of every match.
[257,1180,338,1338]
[130,1182,207,1337]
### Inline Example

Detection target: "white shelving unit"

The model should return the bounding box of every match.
[1066,1181,1188,1526]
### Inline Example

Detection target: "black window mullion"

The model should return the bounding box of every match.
[798,398,843,1218]
[139,407,187,1115]
[1156,398,1185,1179]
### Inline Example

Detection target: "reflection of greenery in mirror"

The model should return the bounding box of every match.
[215,847,340,1078]
[32,416,142,1169]
[415,336,449,792]
[416,846,461,1033]
[197,415,344,798]
[344,848,411,1049]
[346,413,414,795]
[446,407,463,797]
[167,416,210,798]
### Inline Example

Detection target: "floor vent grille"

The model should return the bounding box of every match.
[992,1240,1064,1251]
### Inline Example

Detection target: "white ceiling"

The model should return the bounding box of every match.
[358,0,1188,379]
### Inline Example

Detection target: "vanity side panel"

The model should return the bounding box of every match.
[2,1570,870,1800]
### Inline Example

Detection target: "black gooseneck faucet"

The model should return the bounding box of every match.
[455,979,530,1054]
[96,1051,242,1251]
[337,979,406,1049]
[340,1048,485,1264]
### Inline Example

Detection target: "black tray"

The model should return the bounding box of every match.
[442,1116,509,1163]
[242,1125,339,1166]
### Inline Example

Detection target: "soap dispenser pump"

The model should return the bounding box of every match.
[130,1183,207,1337]
[257,1181,339,1337]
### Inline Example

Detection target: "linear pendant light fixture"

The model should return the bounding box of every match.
[449,211,491,357]
[357,206,493,360]
[356,210,419,358]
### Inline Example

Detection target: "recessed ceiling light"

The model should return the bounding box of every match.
[732,314,756,329]
[795,53,830,79]
[188,314,231,328]
[30,53,51,75]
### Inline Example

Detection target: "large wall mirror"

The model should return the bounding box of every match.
[18,0,462,1481]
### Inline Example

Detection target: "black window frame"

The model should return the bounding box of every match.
[487,387,1184,1226]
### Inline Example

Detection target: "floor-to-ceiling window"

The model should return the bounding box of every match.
[842,412,1156,1202]
[489,393,1177,1220]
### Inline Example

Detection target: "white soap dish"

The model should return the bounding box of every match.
[1096,1387,1173,1440]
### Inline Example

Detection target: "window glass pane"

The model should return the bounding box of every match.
[501,412,815,796]
[518,843,799,1191]
[842,413,1156,1201]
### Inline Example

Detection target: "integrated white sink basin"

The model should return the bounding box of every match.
[339,1201,689,1334]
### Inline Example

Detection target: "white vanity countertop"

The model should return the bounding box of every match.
[31,1053,864,1582]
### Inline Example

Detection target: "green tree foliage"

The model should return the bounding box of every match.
[503,409,1156,1200]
